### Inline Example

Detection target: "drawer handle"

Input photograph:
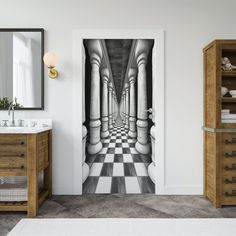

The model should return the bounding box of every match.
[0,141,25,145]
[20,165,24,169]
[225,164,236,171]
[225,138,236,144]
[225,151,236,158]
[225,177,236,184]
[20,153,24,157]
[225,190,236,197]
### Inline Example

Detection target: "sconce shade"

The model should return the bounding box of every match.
[43,52,59,67]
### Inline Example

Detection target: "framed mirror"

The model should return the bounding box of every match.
[0,28,44,110]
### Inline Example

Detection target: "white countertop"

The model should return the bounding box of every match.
[0,126,52,134]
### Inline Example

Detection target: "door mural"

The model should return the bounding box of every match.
[82,39,156,194]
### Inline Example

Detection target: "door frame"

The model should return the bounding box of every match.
[72,29,165,194]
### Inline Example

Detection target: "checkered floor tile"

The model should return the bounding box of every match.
[83,125,155,194]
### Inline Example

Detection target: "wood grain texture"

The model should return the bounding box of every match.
[0,130,51,216]
[204,40,236,207]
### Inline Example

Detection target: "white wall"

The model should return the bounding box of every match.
[1,0,236,194]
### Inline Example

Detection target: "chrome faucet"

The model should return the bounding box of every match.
[8,104,15,127]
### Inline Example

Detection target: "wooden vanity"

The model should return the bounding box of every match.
[0,128,52,216]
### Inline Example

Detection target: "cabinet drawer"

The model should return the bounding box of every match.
[221,172,236,204]
[222,133,236,152]
[222,172,236,185]
[221,157,236,172]
[0,151,27,169]
[0,134,27,145]
[0,135,27,153]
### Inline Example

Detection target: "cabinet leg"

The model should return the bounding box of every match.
[27,134,38,217]
[44,130,52,198]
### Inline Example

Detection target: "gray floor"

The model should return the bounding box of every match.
[1,194,236,235]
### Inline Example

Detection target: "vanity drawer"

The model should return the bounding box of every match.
[0,152,27,169]
[0,135,27,152]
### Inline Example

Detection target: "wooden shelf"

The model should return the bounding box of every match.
[0,189,49,212]
[0,201,27,212]
[222,97,236,102]
[222,71,236,77]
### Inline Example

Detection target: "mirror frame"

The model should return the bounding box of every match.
[0,28,44,110]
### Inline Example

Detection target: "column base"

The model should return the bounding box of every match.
[128,117,136,138]
[135,119,150,154]
[101,130,109,139]
[148,162,156,184]
[87,141,102,155]
[109,115,113,129]
[82,125,87,163]
[82,163,90,183]
[128,130,137,138]
[150,125,156,163]
[101,117,109,139]
[88,119,102,154]
[135,141,150,154]
[125,115,129,129]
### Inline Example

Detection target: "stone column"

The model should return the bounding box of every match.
[87,39,103,154]
[123,91,126,125]
[108,83,113,130]
[125,83,130,130]
[82,45,89,183]
[119,96,123,120]
[101,68,109,138]
[135,39,151,154]
[121,97,124,120]
[112,91,116,124]
[148,49,156,184]
[128,68,137,138]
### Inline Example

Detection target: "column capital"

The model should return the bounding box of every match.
[87,39,103,66]
[122,90,126,96]
[135,39,152,67]
[128,68,137,83]
[101,68,109,83]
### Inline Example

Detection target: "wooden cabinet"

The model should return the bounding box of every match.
[203,40,236,207]
[0,130,52,216]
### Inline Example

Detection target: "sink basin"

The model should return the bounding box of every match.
[0,126,52,134]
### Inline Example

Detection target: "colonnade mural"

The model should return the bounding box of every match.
[82,39,156,194]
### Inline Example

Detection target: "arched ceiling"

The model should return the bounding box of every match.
[105,39,133,103]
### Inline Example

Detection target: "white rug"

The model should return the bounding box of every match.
[8,218,236,236]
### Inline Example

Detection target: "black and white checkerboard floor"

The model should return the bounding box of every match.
[83,125,155,194]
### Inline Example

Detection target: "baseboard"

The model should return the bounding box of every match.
[162,185,203,195]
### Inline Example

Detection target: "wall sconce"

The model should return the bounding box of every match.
[43,52,59,79]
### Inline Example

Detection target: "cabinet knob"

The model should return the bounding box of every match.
[225,151,236,158]
[225,177,236,184]
[225,164,236,171]
[225,138,236,144]
[225,190,236,197]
